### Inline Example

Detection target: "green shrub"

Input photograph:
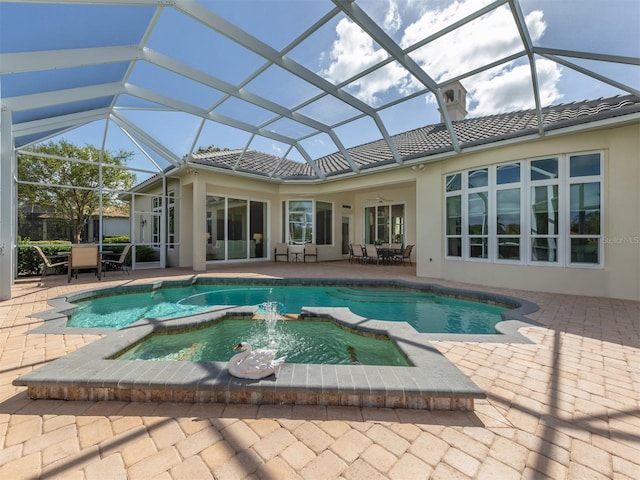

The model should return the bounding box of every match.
[103,235,130,244]
[17,241,71,276]
[135,245,158,262]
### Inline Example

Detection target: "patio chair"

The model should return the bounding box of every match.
[349,244,365,263]
[303,243,318,262]
[364,244,381,265]
[68,244,101,282]
[389,243,403,254]
[102,244,132,275]
[274,243,289,262]
[33,246,68,283]
[394,244,414,266]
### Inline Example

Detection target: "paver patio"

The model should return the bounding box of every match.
[1,261,638,479]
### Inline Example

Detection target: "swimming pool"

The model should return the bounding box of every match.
[20,278,540,410]
[67,281,508,334]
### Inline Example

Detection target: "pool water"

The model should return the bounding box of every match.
[68,284,507,334]
[116,318,410,366]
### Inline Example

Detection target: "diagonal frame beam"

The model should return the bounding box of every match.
[508,0,544,135]
[333,0,462,154]
[175,0,402,165]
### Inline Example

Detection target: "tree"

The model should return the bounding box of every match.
[195,145,230,154]
[18,140,136,243]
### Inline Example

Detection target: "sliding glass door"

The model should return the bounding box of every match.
[206,195,267,261]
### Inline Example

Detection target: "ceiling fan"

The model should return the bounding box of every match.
[367,196,393,203]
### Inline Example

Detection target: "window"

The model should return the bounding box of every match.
[569,153,601,264]
[288,201,312,244]
[284,200,333,245]
[167,190,175,248]
[444,152,602,267]
[530,158,559,263]
[468,169,489,259]
[364,203,405,244]
[445,174,462,257]
[496,163,521,262]
[316,201,332,245]
[152,196,162,247]
[496,188,520,260]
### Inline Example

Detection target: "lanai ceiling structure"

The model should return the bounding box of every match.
[1,0,639,183]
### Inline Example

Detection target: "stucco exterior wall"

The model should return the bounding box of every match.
[415,122,640,301]
[134,121,638,300]
[176,168,418,267]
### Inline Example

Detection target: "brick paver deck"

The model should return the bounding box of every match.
[1,261,638,479]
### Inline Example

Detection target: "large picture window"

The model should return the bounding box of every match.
[284,200,333,245]
[364,204,405,244]
[444,152,602,267]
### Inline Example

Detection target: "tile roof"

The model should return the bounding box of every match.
[189,94,640,181]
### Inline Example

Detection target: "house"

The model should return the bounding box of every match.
[1,2,637,303]
[130,90,640,301]
[18,204,130,243]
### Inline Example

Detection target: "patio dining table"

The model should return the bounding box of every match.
[375,247,401,264]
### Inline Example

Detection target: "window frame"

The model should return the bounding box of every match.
[362,202,406,245]
[151,195,162,248]
[443,151,603,268]
[495,162,522,263]
[567,152,604,266]
[444,173,463,258]
[167,190,175,249]
[284,199,334,245]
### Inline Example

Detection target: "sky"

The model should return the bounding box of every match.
[3,0,638,180]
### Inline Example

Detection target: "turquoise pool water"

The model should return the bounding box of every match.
[68,284,507,334]
[116,318,411,366]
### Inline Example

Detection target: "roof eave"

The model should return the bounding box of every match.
[405,111,640,167]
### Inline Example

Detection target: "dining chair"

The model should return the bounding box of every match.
[102,244,132,275]
[68,245,101,282]
[395,244,414,266]
[364,244,380,265]
[348,244,365,263]
[33,246,68,283]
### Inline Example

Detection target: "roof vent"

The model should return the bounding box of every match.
[439,80,468,122]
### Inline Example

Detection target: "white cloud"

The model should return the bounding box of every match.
[383,0,402,34]
[321,18,387,84]
[271,143,283,155]
[467,59,563,116]
[321,0,563,116]
[403,4,540,84]
[320,18,410,105]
